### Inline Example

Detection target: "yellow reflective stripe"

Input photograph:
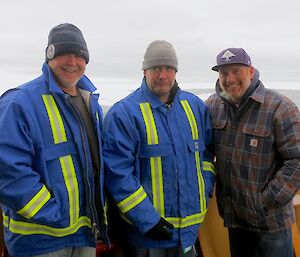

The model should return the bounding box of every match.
[195,152,206,211]
[180,100,198,140]
[203,161,216,175]
[117,186,147,213]
[2,212,8,227]
[120,210,206,229]
[120,212,133,225]
[150,157,165,216]
[140,102,165,216]
[180,100,206,212]
[42,95,67,144]
[140,103,158,144]
[17,185,51,219]
[165,210,207,229]
[3,214,91,237]
[59,155,79,224]
[103,197,108,226]
[42,94,80,225]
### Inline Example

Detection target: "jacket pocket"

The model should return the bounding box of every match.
[242,124,272,155]
[43,141,80,213]
[242,124,271,138]
[212,119,227,130]
[212,119,227,150]
[187,139,205,153]
[44,141,78,161]
[140,143,171,158]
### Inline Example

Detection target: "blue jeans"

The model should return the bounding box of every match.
[30,247,96,257]
[228,227,293,257]
[123,245,196,257]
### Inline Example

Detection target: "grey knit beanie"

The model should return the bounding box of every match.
[142,40,178,71]
[45,23,89,63]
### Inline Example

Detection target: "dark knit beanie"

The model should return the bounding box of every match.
[45,23,89,63]
[142,40,178,71]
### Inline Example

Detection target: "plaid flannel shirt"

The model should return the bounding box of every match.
[206,82,300,232]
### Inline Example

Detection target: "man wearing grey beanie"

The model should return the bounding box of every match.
[0,23,107,257]
[103,40,215,257]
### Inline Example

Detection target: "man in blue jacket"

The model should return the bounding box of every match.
[103,40,215,257]
[0,23,106,257]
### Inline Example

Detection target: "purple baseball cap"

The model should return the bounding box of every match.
[212,48,252,71]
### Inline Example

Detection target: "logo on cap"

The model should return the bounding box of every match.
[46,44,55,60]
[221,50,235,62]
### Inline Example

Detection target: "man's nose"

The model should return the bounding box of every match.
[158,68,168,79]
[225,72,235,83]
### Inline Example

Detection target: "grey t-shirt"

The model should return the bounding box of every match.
[69,93,100,177]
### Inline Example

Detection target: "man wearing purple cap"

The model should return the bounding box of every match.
[206,48,300,257]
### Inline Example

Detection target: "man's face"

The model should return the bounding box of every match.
[144,66,176,102]
[218,64,254,104]
[48,54,86,95]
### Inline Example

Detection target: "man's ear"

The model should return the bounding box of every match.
[249,66,255,79]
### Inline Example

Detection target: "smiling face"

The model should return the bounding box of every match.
[218,64,254,104]
[48,54,86,95]
[144,66,176,103]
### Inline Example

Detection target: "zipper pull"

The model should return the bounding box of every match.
[92,222,99,240]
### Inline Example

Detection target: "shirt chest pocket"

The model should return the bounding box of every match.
[242,125,273,153]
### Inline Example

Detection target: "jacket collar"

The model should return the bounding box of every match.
[42,62,97,95]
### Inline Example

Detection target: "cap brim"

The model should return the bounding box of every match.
[211,65,219,71]
[211,62,251,72]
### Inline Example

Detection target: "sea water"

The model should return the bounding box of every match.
[96,80,300,114]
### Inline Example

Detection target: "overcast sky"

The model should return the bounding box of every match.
[1,0,300,99]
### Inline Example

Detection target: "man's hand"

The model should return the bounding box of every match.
[144,217,174,241]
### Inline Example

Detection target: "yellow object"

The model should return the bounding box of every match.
[198,191,230,257]
[293,193,300,256]
[199,190,300,257]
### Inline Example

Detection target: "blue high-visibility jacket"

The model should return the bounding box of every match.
[103,79,215,249]
[0,63,106,257]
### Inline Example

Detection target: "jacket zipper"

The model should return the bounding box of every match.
[65,94,99,240]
